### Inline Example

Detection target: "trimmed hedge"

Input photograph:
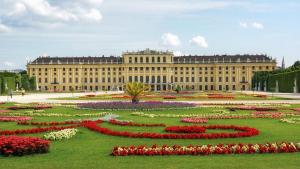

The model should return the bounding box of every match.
[252,69,300,93]
[0,72,36,94]
[268,70,300,93]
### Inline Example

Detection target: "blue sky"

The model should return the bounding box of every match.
[0,0,299,69]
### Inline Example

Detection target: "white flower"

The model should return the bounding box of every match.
[43,128,78,141]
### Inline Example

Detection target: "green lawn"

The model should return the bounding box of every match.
[0,103,300,169]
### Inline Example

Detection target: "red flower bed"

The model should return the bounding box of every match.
[163,96,176,99]
[0,136,50,157]
[165,126,206,133]
[208,95,235,99]
[252,112,283,118]
[229,106,277,111]
[112,95,132,99]
[81,121,259,139]
[112,142,300,156]
[254,94,268,98]
[8,105,52,110]
[85,94,96,97]
[109,120,166,127]
[0,110,10,113]
[292,108,300,112]
[0,116,32,122]
[181,118,208,123]
[17,121,80,126]
[34,105,53,110]
[0,125,78,135]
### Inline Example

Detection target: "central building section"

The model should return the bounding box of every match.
[123,48,174,91]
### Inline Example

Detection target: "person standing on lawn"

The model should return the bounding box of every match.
[21,88,25,96]
[9,89,13,99]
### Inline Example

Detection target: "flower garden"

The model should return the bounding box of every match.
[0,101,300,169]
[56,91,285,101]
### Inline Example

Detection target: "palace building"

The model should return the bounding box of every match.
[27,49,276,92]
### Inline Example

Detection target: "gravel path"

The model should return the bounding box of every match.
[0,91,299,104]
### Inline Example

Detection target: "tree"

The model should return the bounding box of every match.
[0,77,4,94]
[124,82,149,103]
[174,85,181,94]
[293,61,300,68]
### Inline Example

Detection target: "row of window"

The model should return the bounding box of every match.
[38,77,124,84]
[40,84,247,91]
[174,76,242,83]
[128,76,168,83]
[32,67,123,72]
[39,75,247,84]
[128,56,168,63]
[31,66,274,74]
[40,85,122,91]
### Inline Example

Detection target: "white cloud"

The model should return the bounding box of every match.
[161,33,181,47]
[83,0,103,6]
[240,21,264,29]
[4,62,15,67]
[252,22,264,29]
[104,0,243,14]
[189,36,208,48]
[239,22,248,28]
[83,9,103,22]
[0,0,103,29]
[8,2,27,16]
[0,23,12,33]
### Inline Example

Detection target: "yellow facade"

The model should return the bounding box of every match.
[27,49,276,92]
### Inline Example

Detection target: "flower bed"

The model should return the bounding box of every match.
[6,111,110,117]
[0,110,10,113]
[163,96,176,99]
[292,108,300,112]
[78,101,196,110]
[43,128,78,141]
[0,125,79,135]
[112,95,132,99]
[80,94,96,98]
[252,112,284,118]
[165,126,206,133]
[81,121,259,139]
[181,118,208,123]
[112,142,300,156]
[8,105,52,110]
[280,118,300,124]
[208,95,235,99]
[109,119,166,127]
[18,121,80,126]
[131,112,283,119]
[0,116,32,122]
[229,106,277,111]
[254,94,268,98]
[0,136,50,157]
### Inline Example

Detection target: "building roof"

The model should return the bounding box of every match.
[123,48,172,55]
[28,53,275,65]
[28,56,123,65]
[173,54,275,63]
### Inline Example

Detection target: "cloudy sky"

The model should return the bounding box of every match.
[0,0,300,69]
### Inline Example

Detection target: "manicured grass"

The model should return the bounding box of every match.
[0,103,300,169]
